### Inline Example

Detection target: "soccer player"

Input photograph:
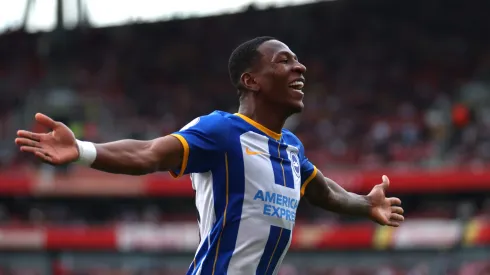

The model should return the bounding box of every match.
[15,37,404,275]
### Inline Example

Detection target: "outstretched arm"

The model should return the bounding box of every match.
[303,169,404,227]
[15,113,184,175]
[90,136,183,175]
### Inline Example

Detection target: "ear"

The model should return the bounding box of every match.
[240,72,260,92]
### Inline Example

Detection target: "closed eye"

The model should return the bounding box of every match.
[279,59,288,63]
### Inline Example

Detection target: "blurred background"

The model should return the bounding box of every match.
[0,0,490,274]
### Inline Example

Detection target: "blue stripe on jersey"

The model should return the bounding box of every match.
[268,139,283,187]
[255,225,292,275]
[268,140,295,189]
[279,144,295,189]
[194,217,226,274]
[187,234,212,275]
[199,149,245,274]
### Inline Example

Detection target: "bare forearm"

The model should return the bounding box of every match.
[322,177,371,216]
[304,170,371,217]
[91,140,158,175]
[87,135,184,175]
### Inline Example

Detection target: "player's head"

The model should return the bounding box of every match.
[228,36,307,115]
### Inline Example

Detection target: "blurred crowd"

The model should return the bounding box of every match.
[0,192,488,226]
[0,0,489,273]
[1,260,490,275]
[1,0,490,170]
[0,197,196,226]
[0,0,489,228]
[48,262,490,275]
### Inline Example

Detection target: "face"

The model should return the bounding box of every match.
[244,40,307,114]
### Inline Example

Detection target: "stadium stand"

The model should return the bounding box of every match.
[0,0,489,274]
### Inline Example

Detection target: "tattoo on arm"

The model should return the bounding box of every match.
[304,170,371,217]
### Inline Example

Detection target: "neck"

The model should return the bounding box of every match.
[238,96,287,134]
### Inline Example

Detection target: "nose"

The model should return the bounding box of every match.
[293,61,307,74]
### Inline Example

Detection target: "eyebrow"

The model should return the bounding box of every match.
[275,50,298,60]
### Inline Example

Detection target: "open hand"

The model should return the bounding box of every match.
[15,113,79,165]
[366,175,404,227]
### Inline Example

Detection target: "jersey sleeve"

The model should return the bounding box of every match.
[169,113,230,178]
[298,144,318,196]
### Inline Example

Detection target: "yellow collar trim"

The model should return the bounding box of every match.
[235,113,282,140]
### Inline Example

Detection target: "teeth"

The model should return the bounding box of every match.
[289,81,304,89]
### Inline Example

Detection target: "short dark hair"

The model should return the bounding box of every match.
[228,36,275,94]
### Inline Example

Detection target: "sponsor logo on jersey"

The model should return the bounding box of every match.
[245,147,267,156]
[253,190,298,222]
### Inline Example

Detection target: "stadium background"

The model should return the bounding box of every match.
[0,0,490,274]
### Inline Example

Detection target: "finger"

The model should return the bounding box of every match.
[15,138,42,148]
[17,130,42,141]
[381,175,390,189]
[35,113,57,129]
[20,146,45,154]
[389,197,402,206]
[35,151,53,163]
[20,146,54,163]
[387,221,400,227]
[391,206,404,215]
[390,213,405,222]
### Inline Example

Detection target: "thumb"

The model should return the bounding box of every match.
[35,113,57,129]
[380,175,390,190]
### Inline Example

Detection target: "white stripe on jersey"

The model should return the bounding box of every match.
[191,172,215,275]
[192,172,216,242]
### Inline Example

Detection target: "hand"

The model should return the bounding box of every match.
[15,113,79,165]
[366,175,404,227]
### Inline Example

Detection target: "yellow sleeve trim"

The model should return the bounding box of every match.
[300,166,318,197]
[169,134,189,178]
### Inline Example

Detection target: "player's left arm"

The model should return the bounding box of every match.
[303,170,404,226]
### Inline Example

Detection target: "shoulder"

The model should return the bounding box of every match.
[281,129,303,148]
[180,111,233,132]
[174,111,236,148]
[281,128,308,158]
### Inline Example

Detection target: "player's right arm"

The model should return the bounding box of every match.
[91,136,183,175]
[15,113,185,175]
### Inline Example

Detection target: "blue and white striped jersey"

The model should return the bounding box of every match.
[170,111,318,275]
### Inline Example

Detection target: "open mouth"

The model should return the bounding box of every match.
[288,80,305,90]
